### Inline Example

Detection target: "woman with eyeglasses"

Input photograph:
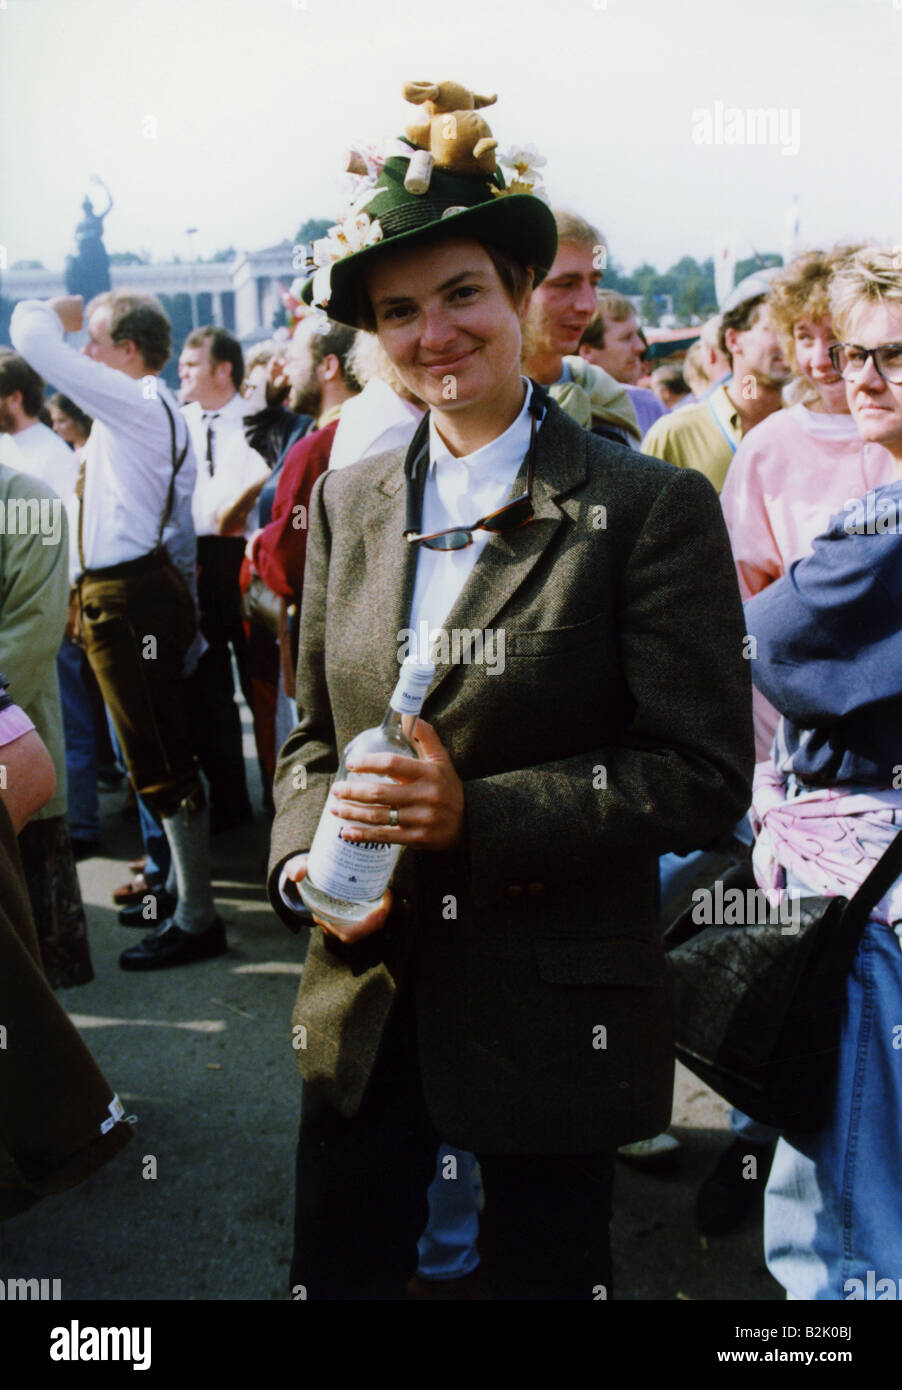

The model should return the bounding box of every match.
[745,246,902,1300]
[266,83,753,1300]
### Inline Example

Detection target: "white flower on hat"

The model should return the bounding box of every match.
[499,144,547,176]
[308,209,384,309]
[312,210,383,272]
[495,144,549,203]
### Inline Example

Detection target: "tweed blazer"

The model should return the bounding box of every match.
[268,396,754,1154]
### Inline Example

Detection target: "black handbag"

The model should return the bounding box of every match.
[663,829,902,1132]
[241,574,282,639]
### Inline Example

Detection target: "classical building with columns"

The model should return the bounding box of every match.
[1,240,297,345]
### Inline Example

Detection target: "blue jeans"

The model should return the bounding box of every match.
[56,637,100,842]
[764,916,902,1299]
[416,1145,481,1281]
[107,717,169,884]
[659,848,724,921]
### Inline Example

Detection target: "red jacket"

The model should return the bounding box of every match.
[248,420,339,603]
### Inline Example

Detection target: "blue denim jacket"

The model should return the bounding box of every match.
[744,480,902,786]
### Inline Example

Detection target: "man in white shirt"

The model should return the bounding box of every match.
[179,326,269,832]
[11,290,224,971]
[0,350,100,857]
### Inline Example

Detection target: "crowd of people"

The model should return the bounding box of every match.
[0,76,899,1301]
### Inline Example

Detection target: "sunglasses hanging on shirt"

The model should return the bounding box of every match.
[403,382,547,552]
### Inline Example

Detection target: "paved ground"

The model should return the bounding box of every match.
[0,707,782,1303]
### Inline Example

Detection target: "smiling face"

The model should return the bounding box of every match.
[842,302,902,460]
[365,237,529,430]
[524,240,602,362]
[728,305,792,390]
[584,313,646,385]
[792,317,846,413]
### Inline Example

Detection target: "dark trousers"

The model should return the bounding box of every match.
[185,640,251,816]
[189,536,252,815]
[79,552,200,818]
[291,985,615,1301]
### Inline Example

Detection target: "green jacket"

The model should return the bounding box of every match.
[268,397,753,1153]
[551,356,641,441]
[0,465,69,819]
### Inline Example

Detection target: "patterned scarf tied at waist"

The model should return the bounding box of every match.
[751,759,902,941]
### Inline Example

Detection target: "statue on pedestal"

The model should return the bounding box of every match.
[64,176,113,302]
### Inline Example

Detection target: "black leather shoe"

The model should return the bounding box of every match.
[119,918,227,971]
[696,1138,776,1236]
[118,890,178,927]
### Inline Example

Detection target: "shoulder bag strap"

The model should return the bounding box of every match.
[839,821,902,930]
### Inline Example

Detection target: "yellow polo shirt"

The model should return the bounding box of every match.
[640,383,742,493]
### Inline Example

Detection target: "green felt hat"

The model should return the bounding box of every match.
[303,143,558,329]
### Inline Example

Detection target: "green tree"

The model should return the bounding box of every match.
[640,289,661,327]
[294,217,332,246]
[600,258,639,296]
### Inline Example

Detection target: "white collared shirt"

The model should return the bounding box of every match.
[0,420,80,581]
[183,393,270,537]
[10,300,196,572]
[408,378,536,645]
[328,379,423,471]
[277,378,541,916]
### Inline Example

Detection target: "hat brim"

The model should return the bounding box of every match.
[302,194,558,329]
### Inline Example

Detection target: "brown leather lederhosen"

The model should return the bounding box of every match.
[76,398,203,817]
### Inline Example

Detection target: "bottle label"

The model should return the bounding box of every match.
[307,796,400,904]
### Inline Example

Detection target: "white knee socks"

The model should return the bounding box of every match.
[161,803,217,933]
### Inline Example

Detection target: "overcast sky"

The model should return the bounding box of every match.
[2,0,901,275]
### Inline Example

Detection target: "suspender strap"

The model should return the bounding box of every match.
[158,396,189,550]
[77,393,188,573]
[76,454,87,575]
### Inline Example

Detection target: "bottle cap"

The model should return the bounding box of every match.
[391,657,435,715]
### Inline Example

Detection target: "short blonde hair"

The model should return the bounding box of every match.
[553,209,604,251]
[700,315,722,351]
[349,331,421,403]
[830,246,902,340]
[579,291,635,350]
[769,245,863,371]
[681,342,709,397]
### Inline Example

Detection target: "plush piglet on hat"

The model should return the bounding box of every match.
[402,79,499,186]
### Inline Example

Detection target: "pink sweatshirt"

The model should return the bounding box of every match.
[721,403,895,761]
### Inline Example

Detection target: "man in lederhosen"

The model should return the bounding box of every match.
[11,291,225,971]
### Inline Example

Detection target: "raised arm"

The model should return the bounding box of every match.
[10,300,159,439]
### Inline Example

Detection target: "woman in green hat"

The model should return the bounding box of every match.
[267,84,754,1299]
